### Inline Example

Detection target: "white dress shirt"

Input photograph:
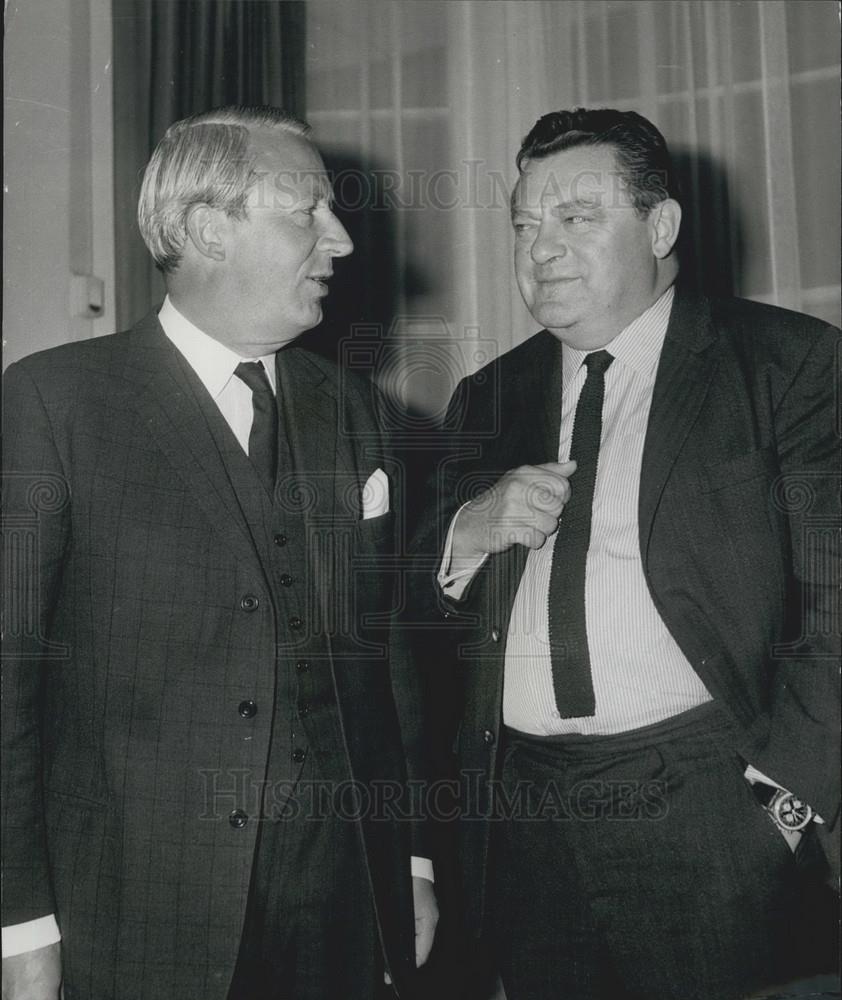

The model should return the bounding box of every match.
[503,287,715,734]
[159,294,279,450]
[441,287,712,734]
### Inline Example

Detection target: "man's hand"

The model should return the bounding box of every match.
[412,875,438,968]
[452,461,576,562]
[1,942,62,1000]
[384,877,439,987]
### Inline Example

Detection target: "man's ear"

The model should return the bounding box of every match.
[650,199,682,259]
[184,204,227,262]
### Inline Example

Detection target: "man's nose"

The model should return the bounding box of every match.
[322,211,354,258]
[530,222,566,265]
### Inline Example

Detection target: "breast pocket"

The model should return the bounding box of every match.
[355,510,396,548]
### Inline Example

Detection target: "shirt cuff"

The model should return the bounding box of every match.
[437,503,488,600]
[411,856,434,883]
[2,915,61,958]
[743,763,824,823]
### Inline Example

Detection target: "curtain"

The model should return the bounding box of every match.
[304,0,840,418]
[112,0,306,330]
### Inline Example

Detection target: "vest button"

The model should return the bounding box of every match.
[238,700,257,719]
[490,627,501,642]
[240,594,259,612]
[299,703,311,718]
[292,747,307,763]
[228,809,248,829]
[273,533,288,547]
[288,616,303,631]
[296,660,310,673]
[482,729,495,746]
[279,573,293,587]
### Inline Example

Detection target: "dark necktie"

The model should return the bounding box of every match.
[548,349,614,718]
[234,361,278,495]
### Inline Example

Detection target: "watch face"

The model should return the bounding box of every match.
[771,791,813,832]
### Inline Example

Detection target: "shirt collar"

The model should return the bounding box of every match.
[158,295,277,398]
[561,284,675,392]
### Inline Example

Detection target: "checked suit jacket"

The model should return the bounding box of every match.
[1,314,425,998]
[405,285,841,937]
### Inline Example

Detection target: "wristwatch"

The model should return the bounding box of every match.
[768,788,813,832]
[753,782,814,833]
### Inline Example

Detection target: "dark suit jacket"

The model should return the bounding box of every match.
[1,315,424,997]
[406,287,841,936]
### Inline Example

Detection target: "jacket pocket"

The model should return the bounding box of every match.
[355,510,396,547]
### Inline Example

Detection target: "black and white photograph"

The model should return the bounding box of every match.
[3,3,840,999]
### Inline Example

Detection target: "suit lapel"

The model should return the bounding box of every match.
[275,346,348,526]
[123,315,262,571]
[639,288,720,560]
[535,331,565,465]
[506,330,564,467]
[491,331,563,632]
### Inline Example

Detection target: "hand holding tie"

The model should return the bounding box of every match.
[451,460,577,561]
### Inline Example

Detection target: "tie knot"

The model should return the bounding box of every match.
[235,361,273,395]
[584,350,613,376]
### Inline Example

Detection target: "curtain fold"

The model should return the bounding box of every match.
[112,0,306,330]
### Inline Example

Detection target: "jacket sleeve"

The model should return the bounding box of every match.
[1,361,71,925]
[751,324,841,831]
[390,375,489,864]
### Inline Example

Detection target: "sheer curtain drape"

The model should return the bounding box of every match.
[305,0,840,417]
[112,0,306,329]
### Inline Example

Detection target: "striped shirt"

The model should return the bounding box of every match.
[502,285,712,734]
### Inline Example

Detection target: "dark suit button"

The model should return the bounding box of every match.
[288,616,303,631]
[279,573,293,587]
[229,809,248,829]
[490,627,501,642]
[296,660,310,673]
[482,729,495,746]
[299,703,311,718]
[273,533,288,547]
[240,594,259,612]
[238,700,257,719]
[292,747,307,763]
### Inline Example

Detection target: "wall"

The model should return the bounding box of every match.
[3,0,114,369]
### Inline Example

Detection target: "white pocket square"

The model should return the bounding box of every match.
[362,468,389,519]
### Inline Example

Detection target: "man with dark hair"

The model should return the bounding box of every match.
[514,108,682,211]
[2,106,437,1000]
[407,107,839,998]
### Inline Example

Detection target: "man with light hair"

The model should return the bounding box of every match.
[2,106,437,1000]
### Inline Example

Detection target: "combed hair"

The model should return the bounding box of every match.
[138,106,311,273]
[516,108,681,216]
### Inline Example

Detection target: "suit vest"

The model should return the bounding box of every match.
[194,372,348,813]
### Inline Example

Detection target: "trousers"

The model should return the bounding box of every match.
[227,753,384,1000]
[487,702,826,1000]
